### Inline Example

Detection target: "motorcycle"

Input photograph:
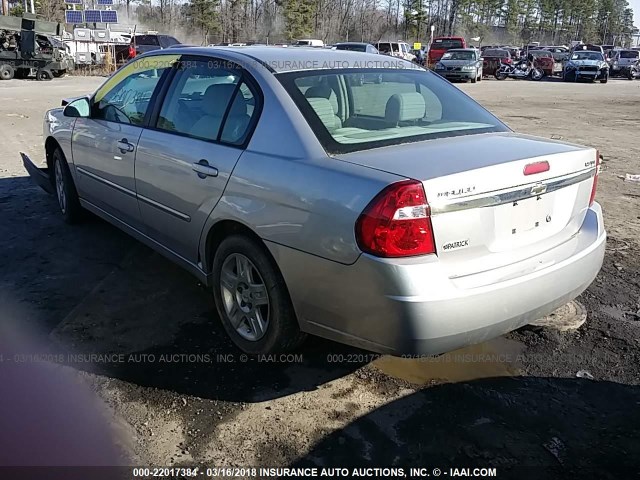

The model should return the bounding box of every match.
[495,59,544,81]
[621,60,640,80]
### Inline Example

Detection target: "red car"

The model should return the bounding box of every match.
[428,37,466,65]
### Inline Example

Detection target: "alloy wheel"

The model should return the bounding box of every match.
[220,253,270,341]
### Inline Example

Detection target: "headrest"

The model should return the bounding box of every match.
[202,83,237,116]
[385,92,426,125]
[305,84,332,99]
[307,97,341,131]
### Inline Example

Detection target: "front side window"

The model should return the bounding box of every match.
[280,69,508,154]
[156,59,258,145]
[92,55,177,125]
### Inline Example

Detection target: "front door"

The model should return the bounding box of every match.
[134,56,261,263]
[72,55,177,228]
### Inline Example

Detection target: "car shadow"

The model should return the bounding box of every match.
[289,376,640,478]
[1,176,367,403]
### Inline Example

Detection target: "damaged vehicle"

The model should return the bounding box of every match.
[23,47,605,356]
[0,16,73,80]
[563,50,609,83]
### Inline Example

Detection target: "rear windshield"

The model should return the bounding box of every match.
[431,39,464,50]
[620,51,639,59]
[135,35,160,46]
[483,49,509,57]
[377,43,394,53]
[441,51,475,60]
[279,69,508,154]
[571,52,603,61]
[337,44,366,52]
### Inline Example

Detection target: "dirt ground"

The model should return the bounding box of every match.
[1,75,639,479]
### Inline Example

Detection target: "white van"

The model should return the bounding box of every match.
[375,41,415,61]
[295,39,325,47]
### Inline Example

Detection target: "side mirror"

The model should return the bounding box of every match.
[63,97,90,118]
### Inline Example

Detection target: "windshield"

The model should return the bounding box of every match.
[571,52,603,61]
[620,51,639,59]
[337,44,366,52]
[279,69,507,154]
[483,49,508,57]
[431,39,464,50]
[441,51,475,60]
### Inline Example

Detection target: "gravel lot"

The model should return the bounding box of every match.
[1,75,639,478]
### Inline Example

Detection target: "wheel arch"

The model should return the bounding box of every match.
[202,219,277,278]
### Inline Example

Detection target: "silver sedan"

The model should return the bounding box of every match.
[23,47,606,355]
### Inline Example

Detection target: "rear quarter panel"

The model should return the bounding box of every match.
[198,53,404,267]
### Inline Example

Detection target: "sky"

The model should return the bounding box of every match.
[631,0,640,27]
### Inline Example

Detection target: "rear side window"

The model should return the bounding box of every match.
[620,51,639,59]
[279,68,508,154]
[377,43,392,54]
[156,59,258,145]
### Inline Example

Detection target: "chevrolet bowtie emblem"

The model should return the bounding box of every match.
[531,183,547,195]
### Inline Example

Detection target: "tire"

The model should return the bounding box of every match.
[52,70,65,78]
[212,235,306,355]
[471,74,477,84]
[600,72,608,84]
[0,64,14,80]
[36,69,53,81]
[495,71,507,81]
[478,72,482,82]
[51,147,83,224]
[530,68,544,81]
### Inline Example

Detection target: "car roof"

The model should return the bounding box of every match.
[335,42,372,46]
[158,45,418,73]
[445,48,476,52]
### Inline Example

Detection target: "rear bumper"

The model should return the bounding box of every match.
[272,203,606,355]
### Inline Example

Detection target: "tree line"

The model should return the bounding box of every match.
[11,0,638,47]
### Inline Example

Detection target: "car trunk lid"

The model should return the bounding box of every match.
[337,132,597,281]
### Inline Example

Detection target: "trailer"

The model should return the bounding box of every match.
[0,14,74,81]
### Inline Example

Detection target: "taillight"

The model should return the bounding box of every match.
[128,45,136,58]
[590,151,600,206]
[355,180,436,258]
[504,58,512,64]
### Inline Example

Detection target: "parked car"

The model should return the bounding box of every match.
[23,47,605,356]
[610,50,640,76]
[481,48,511,76]
[434,48,482,83]
[528,50,561,77]
[115,33,181,63]
[428,36,466,64]
[335,42,378,54]
[294,39,325,47]
[563,50,609,83]
[375,41,415,61]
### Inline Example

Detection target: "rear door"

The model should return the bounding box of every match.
[134,56,262,262]
[72,55,176,228]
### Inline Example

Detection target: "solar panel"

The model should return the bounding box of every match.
[65,10,84,24]
[97,0,114,4]
[64,0,83,4]
[84,9,102,23]
[100,10,118,23]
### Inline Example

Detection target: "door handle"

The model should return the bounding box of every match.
[117,138,135,153]
[192,159,219,178]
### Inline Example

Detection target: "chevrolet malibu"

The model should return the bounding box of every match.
[23,47,606,355]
